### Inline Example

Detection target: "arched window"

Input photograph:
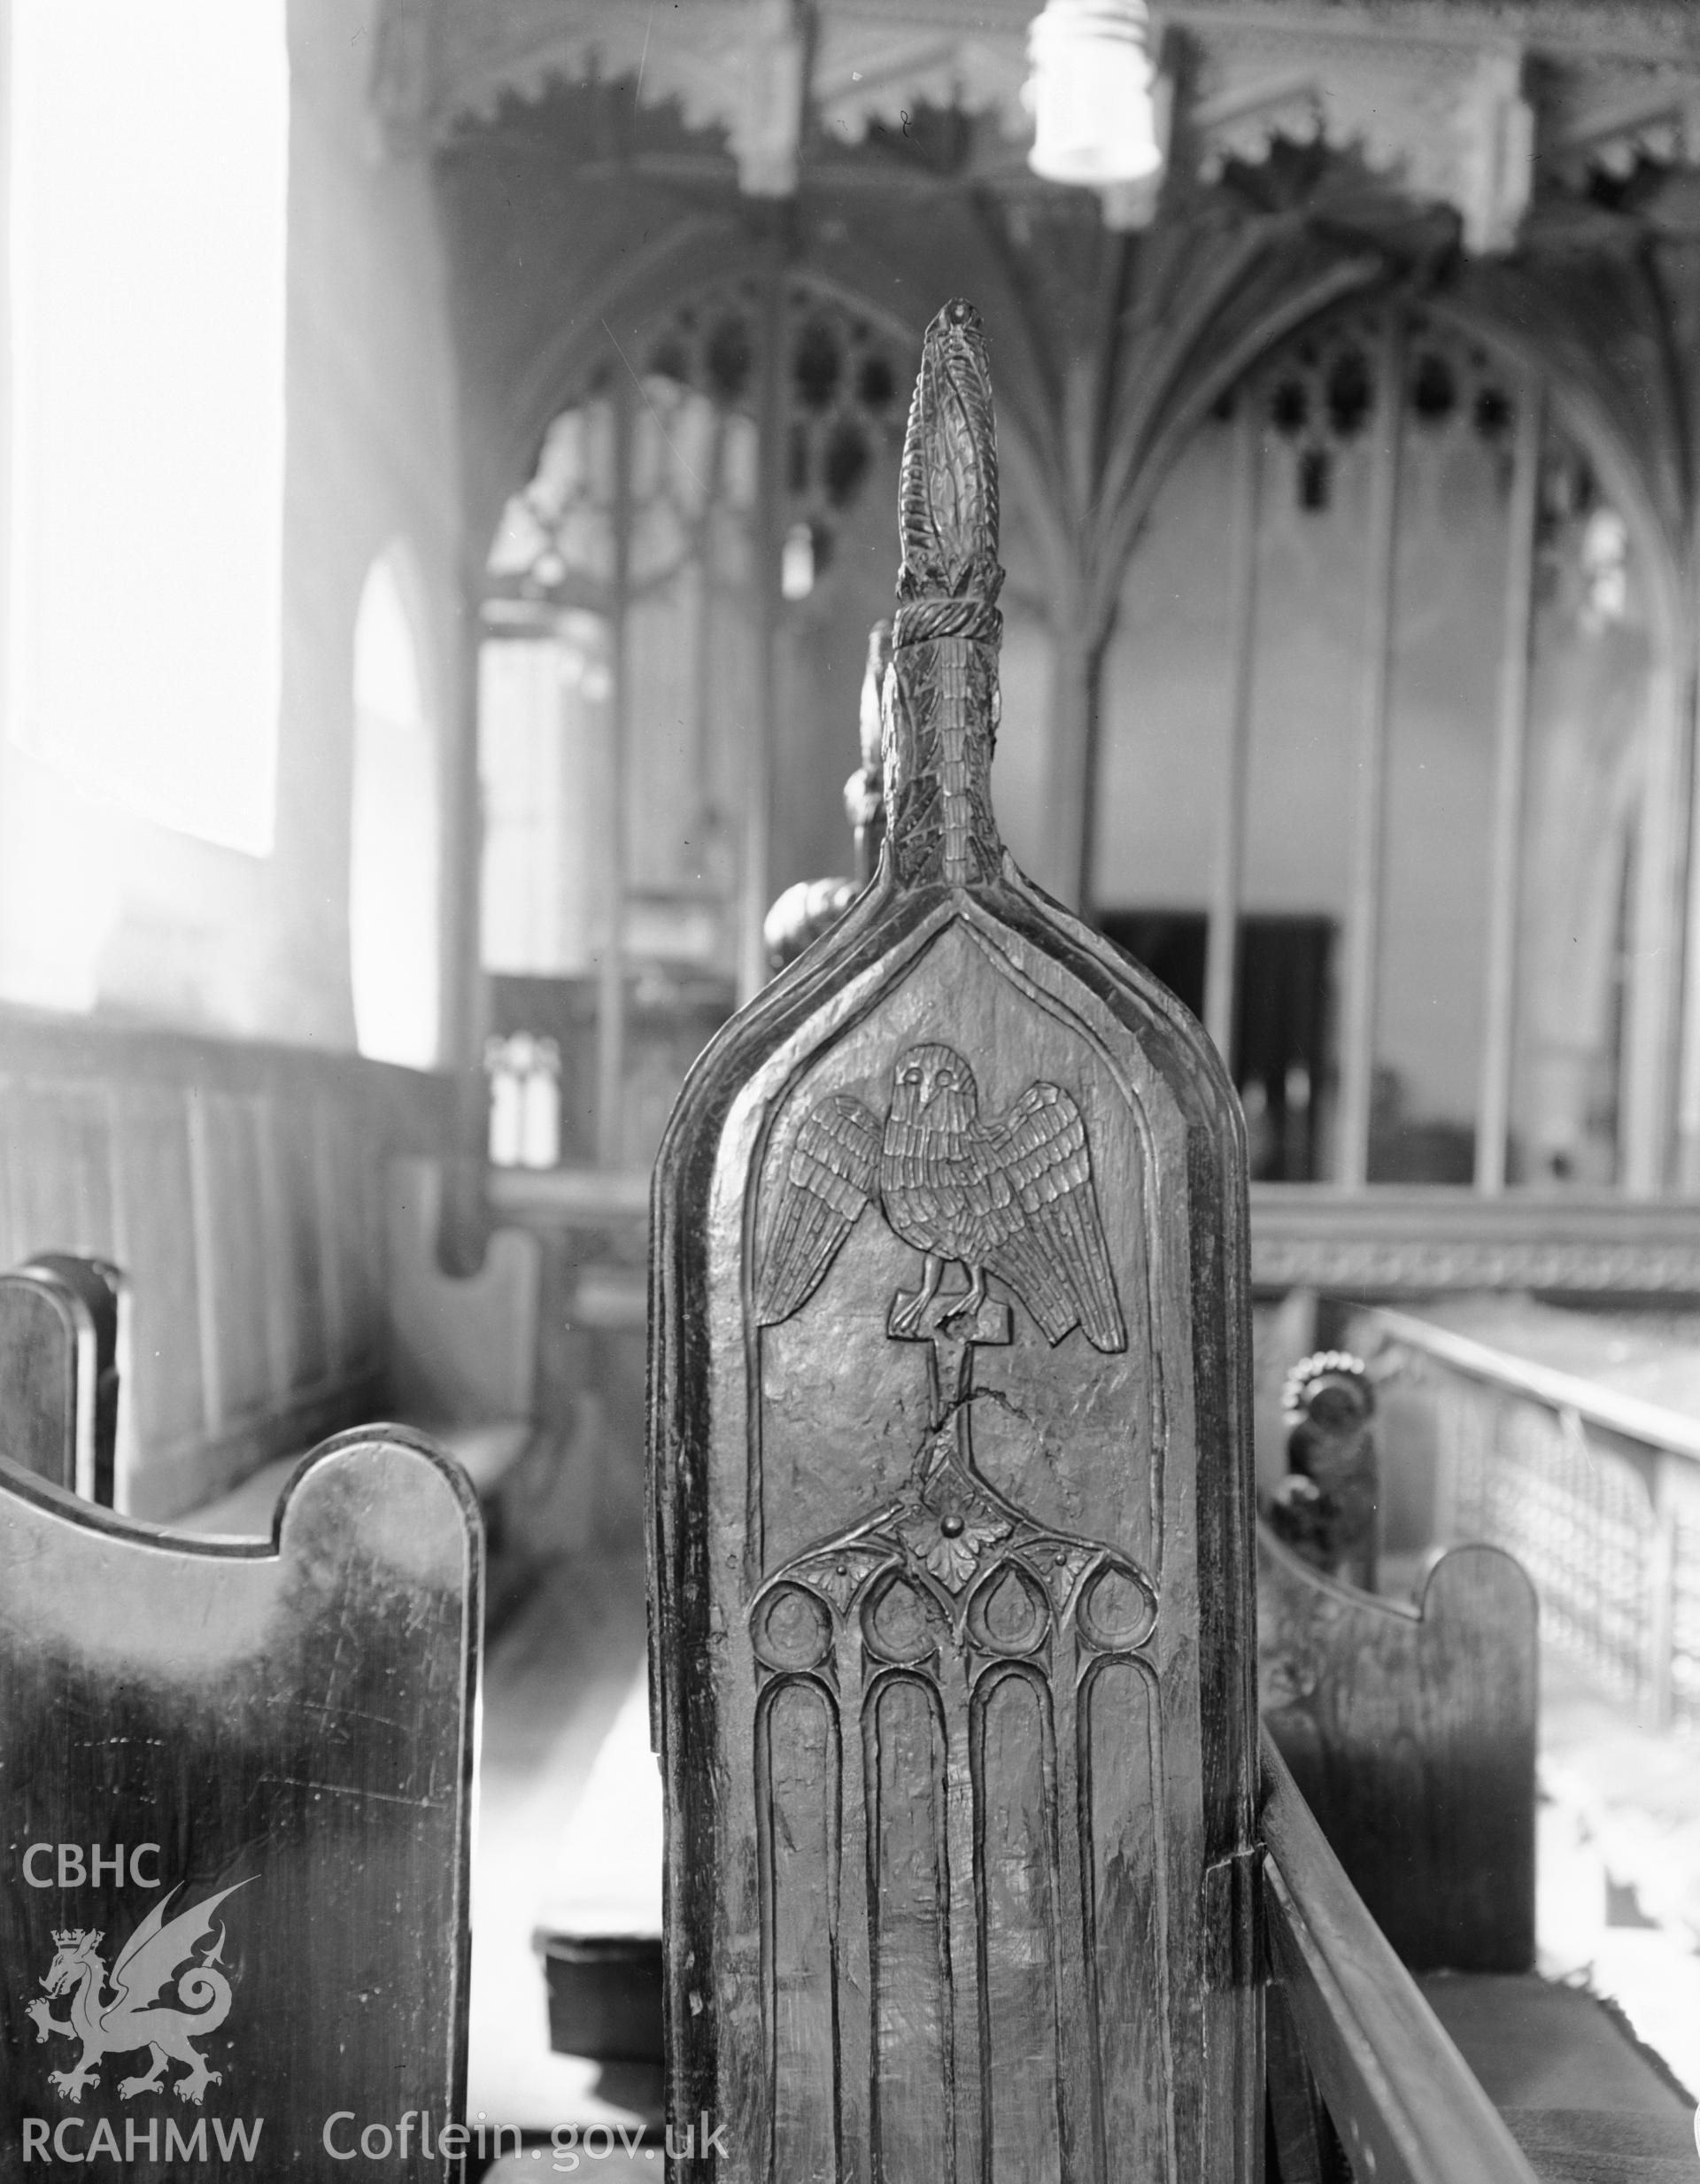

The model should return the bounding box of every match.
[1093,299,1675,1191]
[350,548,440,1069]
[479,283,914,1166]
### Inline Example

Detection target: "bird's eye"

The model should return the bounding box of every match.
[900,1067,921,1082]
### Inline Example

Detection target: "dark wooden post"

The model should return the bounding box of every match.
[17,1254,126,1505]
[0,1432,480,2180]
[650,299,1261,2183]
[0,1266,99,1495]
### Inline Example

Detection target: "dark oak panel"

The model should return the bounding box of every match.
[1258,1527,1537,1972]
[0,1272,90,1491]
[0,1015,449,1518]
[650,303,1260,2182]
[20,1257,126,1509]
[1262,1732,1540,2184]
[0,1432,480,2181]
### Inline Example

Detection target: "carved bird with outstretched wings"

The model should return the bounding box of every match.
[755,1043,1125,1351]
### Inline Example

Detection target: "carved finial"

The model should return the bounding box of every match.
[858,619,892,780]
[845,620,891,885]
[885,300,1005,887]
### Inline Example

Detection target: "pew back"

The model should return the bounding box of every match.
[0,1011,449,1519]
[0,1432,480,2182]
[1259,1527,1538,1972]
[0,1267,96,1492]
[16,1255,126,1502]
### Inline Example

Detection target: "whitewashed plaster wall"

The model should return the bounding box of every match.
[0,0,463,1051]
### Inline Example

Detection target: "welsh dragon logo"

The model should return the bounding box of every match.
[25,1881,248,2106]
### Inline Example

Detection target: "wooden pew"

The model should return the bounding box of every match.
[1259,1525,1538,1972]
[176,1157,550,1621]
[0,1259,115,1495]
[1262,1731,1541,2184]
[0,1019,551,1570]
[1259,1359,1540,1975]
[20,1253,128,1505]
[0,1426,481,2179]
[6,1194,547,1624]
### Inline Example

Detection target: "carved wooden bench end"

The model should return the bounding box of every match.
[650,299,1262,2181]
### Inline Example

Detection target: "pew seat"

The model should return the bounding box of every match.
[0,1017,564,1578]
[130,1153,552,1614]
[172,1420,552,1631]
[1420,1975,1698,2184]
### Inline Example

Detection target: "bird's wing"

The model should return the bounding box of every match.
[754,1092,883,1326]
[981,1083,1126,1351]
[108,1881,250,2012]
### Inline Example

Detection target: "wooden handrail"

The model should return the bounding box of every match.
[1261,1731,1541,2184]
[1366,1304,1700,1466]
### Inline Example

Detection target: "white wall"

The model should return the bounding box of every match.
[0,0,464,1049]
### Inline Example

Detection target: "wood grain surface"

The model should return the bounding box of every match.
[0,1014,449,1520]
[0,1431,481,2181]
[649,301,1260,2182]
[1262,1731,1542,2184]
[1259,1526,1538,1971]
[0,1270,94,1494]
[15,1257,125,1505]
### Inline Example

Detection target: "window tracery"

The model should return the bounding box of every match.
[479,283,914,1165]
[1260,314,1518,517]
[1096,296,1665,1193]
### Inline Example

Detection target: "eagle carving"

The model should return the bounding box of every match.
[756,1042,1125,1351]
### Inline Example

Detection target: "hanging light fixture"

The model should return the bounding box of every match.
[1024,0,1166,221]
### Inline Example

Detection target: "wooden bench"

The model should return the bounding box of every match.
[0,1011,552,1602]
[1260,1524,1539,1973]
[1256,1330,1696,2179]
[0,1285,482,2177]
[177,1158,547,1606]
[1259,1344,1539,1972]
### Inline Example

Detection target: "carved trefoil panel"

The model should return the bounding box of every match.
[704,914,1202,2184]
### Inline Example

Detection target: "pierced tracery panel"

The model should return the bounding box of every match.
[1255,308,1519,520]
[480,283,915,1001]
[488,283,911,602]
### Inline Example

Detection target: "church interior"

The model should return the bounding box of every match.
[11,0,1700,2174]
